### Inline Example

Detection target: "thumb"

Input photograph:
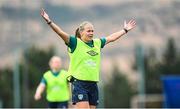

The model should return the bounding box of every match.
[124,20,127,28]
[40,8,44,16]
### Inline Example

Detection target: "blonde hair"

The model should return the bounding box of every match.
[79,21,93,32]
[75,21,93,38]
[49,56,61,66]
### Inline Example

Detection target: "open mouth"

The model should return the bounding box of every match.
[88,35,93,38]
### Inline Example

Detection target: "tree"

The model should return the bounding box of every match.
[0,46,56,108]
[0,68,13,107]
[143,48,162,94]
[132,38,180,95]
[104,65,134,108]
[20,46,55,107]
[163,38,177,65]
[161,38,180,75]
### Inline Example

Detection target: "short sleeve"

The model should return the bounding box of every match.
[40,77,47,85]
[100,37,106,48]
[67,35,77,53]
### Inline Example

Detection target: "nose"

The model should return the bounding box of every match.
[90,31,93,35]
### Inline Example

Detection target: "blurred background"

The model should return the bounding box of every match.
[0,0,180,108]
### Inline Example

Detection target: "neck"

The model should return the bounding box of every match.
[81,37,92,43]
[51,69,59,73]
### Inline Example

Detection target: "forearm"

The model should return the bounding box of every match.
[48,22,69,44]
[40,9,70,44]
[106,29,127,44]
[35,83,45,96]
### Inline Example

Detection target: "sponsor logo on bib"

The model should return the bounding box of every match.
[87,50,98,56]
[78,94,83,100]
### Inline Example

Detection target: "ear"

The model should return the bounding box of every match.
[79,31,83,36]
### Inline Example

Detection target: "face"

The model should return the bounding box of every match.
[49,57,61,71]
[80,24,94,42]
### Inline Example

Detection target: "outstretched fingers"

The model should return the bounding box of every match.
[40,8,45,16]
[129,19,136,28]
[124,20,127,27]
[129,19,136,25]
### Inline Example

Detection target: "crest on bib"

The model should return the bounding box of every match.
[87,50,98,56]
[78,94,83,100]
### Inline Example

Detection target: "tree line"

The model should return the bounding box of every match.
[0,38,179,108]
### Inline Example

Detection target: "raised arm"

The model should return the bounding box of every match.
[40,8,70,44]
[105,19,136,44]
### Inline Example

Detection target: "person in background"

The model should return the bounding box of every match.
[34,56,70,108]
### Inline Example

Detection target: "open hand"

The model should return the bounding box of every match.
[124,19,136,31]
[34,93,41,101]
[40,8,51,23]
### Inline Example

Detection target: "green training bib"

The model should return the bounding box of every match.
[68,38,101,81]
[43,70,70,102]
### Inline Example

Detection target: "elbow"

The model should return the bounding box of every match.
[109,38,116,43]
[111,38,117,42]
[106,37,116,44]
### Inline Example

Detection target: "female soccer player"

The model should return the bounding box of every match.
[40,8,136,109]
[34,56,70,108]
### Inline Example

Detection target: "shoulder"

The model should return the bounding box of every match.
[93,38,101,43]
[43,70,51,77]
[60,69,69,78]
[61,69,68,73]
[40,77,47,85]
[93,37,106,48]
[70,35,77,42]
[70,35,76,39]
[66,35,76,46]
[68,35,77,53]
[100,37,106,48]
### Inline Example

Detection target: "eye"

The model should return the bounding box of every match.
[87,30,94,32]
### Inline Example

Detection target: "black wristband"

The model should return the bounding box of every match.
[47,20,52,25]
[123,28,128,33]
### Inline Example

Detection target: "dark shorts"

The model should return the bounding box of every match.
[48,101,68,108]
[72,78,99,106]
